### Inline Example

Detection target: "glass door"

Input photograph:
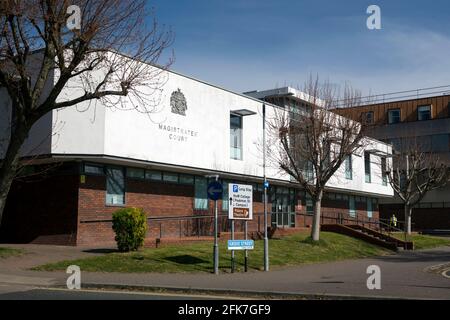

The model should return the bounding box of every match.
[271,187,295,228]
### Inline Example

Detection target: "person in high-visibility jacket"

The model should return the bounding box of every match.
[390,214,398,228]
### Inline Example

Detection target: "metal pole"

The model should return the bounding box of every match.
[245,220,248,272]
[263,103,269,272]
[231,220,235,273]
[213,176,219,275]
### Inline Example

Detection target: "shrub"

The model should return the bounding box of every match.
[112,207,148,252]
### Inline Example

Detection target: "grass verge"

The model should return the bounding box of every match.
[0,247,24,259]
[34,231,391,273]
[390,232,450,250]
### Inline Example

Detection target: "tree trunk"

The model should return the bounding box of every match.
[311,191,323,241]
[0,125,29,226]
[404,204,412,235]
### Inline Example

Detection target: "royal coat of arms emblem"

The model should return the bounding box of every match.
[170,89,187,116]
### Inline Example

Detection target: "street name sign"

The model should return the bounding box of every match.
[227,240,254,251]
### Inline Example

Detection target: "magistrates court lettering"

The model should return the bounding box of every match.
[158,124,199,142]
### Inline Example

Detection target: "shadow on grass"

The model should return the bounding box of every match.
[82,248,120,254]
[164,255,208,265]
[300,237,328,247]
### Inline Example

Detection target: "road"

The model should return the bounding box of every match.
[0,284,224,300]
[0,244,449,299]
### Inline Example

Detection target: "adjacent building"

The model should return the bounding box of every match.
[335,94,450,230]
[0,57,393,246]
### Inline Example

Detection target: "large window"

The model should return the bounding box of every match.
[230,114,243,160]
[345,155,353,180]
[417,105,431,121]
[364,152,371,183]
[388,109,401,124]
[194,177,208,210]
[106,167,125,205]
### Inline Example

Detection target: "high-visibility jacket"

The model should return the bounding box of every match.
[390,215,398,227]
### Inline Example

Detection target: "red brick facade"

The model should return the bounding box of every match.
[0,162,380,247]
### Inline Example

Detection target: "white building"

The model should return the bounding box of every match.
[0,55,393,246]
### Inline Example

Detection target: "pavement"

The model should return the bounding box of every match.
[0,243,449,299]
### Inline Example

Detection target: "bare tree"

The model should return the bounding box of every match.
[0,0,173,224]
[267,76,367,241]
[386,138,449,235]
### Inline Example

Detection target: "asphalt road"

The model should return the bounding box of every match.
[0,285,219,300]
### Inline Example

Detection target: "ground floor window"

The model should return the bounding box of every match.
[106,166,125,205]
[194,177,208,210]
[349,196,356,217]
[367,198,373,218]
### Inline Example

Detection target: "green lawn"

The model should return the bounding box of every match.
[390,232,450,250]
[0,247,23,259]
[34,231,392,274]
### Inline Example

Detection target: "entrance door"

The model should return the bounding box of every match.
[271,187,295,228]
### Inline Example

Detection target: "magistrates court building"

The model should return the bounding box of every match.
[0,54,393,246]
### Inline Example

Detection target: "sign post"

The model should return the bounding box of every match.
[207,178,223,275]
[228,183,253,273]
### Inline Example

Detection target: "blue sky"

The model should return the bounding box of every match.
[151,0,450,96]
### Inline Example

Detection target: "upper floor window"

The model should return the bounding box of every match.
[345,155,353,180]
[417,105,432,121]
[363,111,374,125]
[388,109,401,124]
[381,157,388,186]
[230,114,243,160]
[364,152,371,183]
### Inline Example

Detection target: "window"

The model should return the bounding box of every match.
[179,174,194,185]
[194,177,208,210]
[127,168,145,179]
[305,194,314,215]
[431,134,450,152]
[222,182,229,211]
[349,196,356,217]
[345,155,353,180]
[367,198,373,218]
[388,109,401,124]
[417,105,431,121]
[145,170,162,181]
[381,157,387,186]
[84,164,104,175]
[106,167,125,205]
[364,152,371,183]
[163,172,179,183]
[230,114,243,160]
[363,111,374,124]
[304,160,314,180]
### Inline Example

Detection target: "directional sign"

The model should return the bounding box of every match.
[228,240,254,251]
[228,184,253,220]
[264,181,270,189]
[207,181,223,201]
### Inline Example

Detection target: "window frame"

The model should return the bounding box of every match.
[417,105,432,121]
[345,155,353,180]
[387,109,401,124]
[230,113,243,160]
[364,152,371,183]
[105,166,126,206]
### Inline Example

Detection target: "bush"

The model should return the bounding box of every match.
[112,207,148,252]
